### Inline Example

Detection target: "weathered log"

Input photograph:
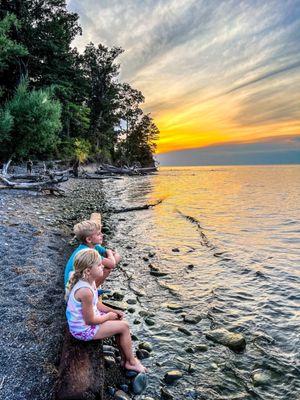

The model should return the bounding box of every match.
[55,330,104,400]
[0,175,66,195]
[109,198,164,213]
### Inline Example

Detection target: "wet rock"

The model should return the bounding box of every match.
[143,256,149,261]
[194,344,208,352]
[145,318,155,326]
[205,328,246,351]
[126,370,138,378]
[119,384,129,393]
[183,312,202,324]
[126,298,137,305]
[103,300,128,311]
[115,390,131,400]
[131,334,138,341]
[128,307,135,313]
[187,363,196,373]
[138,342,153,353]
[113,291,125,301]
[178,326,192,336]
[136,349,150,359]
[164,370,183,384]
[166,303,184,311]
[150,269,168,277]
[252,370,270,386]
[126,245,132,250]
[185,347,195,354]
[108,386,116,396]
[187,264,194,269]
[158,281,180,295]
[134,319,141,325]
[104,355,116,368]
[132,372,148,394]
[172,248,180,252]
[103,345,117,355]
[161,387,174,399]
[139,310,155,318]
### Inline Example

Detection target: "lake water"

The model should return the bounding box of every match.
[103,165,300,399]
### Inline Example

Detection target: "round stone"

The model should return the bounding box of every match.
[164,370,183,384]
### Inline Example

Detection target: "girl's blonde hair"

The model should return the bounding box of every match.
[68,248,102,292]
[73,220,101,243]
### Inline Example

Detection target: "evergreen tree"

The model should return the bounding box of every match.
[0,80,61,159]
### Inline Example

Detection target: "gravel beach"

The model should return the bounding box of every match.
[0,178,116,400]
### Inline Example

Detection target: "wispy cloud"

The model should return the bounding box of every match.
[68,0,300,154]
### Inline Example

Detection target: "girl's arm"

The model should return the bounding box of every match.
[78,288,118,325]
[97,302,125,320]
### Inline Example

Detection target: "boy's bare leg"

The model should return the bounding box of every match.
[92,320,146,373]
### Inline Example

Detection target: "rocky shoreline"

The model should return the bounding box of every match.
[1,175,250,400]
[0,178,121,399]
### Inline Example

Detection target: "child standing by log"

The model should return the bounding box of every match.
[66,248,146,373]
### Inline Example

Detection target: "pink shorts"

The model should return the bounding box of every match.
[70,324,100,341]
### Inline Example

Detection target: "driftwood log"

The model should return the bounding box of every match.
[55,331,104,400]
[56,213,105,400]
[109,198,164,213]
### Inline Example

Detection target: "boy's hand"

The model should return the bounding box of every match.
[106,312,118,321]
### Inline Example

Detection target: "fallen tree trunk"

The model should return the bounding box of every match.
[55,330,104,400]
[109,198,164,213]
[0,175,66,195]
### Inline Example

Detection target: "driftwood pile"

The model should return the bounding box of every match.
[0,160,70,196]
[0,160,158,196]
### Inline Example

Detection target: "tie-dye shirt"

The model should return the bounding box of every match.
[66,280,105,341]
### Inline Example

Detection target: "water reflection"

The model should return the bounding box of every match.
[105,166,300,399]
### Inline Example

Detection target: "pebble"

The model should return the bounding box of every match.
[178,326,192,336]
[164,370,183,384]
[113,291,125,301]
[119,384,129,393]
[126,298,137,305]
[166,303,183,311]
[150,270,168,277]
[187,363,196,373]
[145,318,155,326]
[138,342,153,352]
[102,300,128,311]
[205,328,246,352]
[148,251,156,257]
[172,248,180,252]
[187,264,194,269]
[161,387,174,399]
[132,372,148,394]
[104,355,116,368]
[108,386,116,396]
[127,307,135,313]
[114,390,131,400]
[252,370,270,386]
[126,370,138,378]
[136,349,150,359]
[194,344,208,352]
[183,312,202,324]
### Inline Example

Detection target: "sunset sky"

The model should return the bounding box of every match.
[68,0,300,164]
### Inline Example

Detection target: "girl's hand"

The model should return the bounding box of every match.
[115,310,124,320]
[106,312,118,321]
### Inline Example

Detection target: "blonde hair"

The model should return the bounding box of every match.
[73,220,101,243]
[68,248,101,292]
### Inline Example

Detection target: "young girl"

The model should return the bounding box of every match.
[66,248,146,373]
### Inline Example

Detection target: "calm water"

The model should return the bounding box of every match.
[103,165,300,399]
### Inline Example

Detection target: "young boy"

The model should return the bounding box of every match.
[64,219,121,291]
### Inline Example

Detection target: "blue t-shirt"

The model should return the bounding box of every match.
[64,244,106,287]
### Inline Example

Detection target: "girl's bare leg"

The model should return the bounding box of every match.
[92,320,146,373]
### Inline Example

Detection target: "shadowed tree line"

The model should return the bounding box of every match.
[0,0,159,167]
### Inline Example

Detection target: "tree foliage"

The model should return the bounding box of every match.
[0,81,61,159]
[0,1,159,166]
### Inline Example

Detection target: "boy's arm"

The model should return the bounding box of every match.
[102,249,116,270]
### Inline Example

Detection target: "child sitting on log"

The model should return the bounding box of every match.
[66,248,146,373]
[64,219,121,294]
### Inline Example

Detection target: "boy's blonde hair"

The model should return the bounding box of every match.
[73,220,101,243]
[68,248,102,291]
